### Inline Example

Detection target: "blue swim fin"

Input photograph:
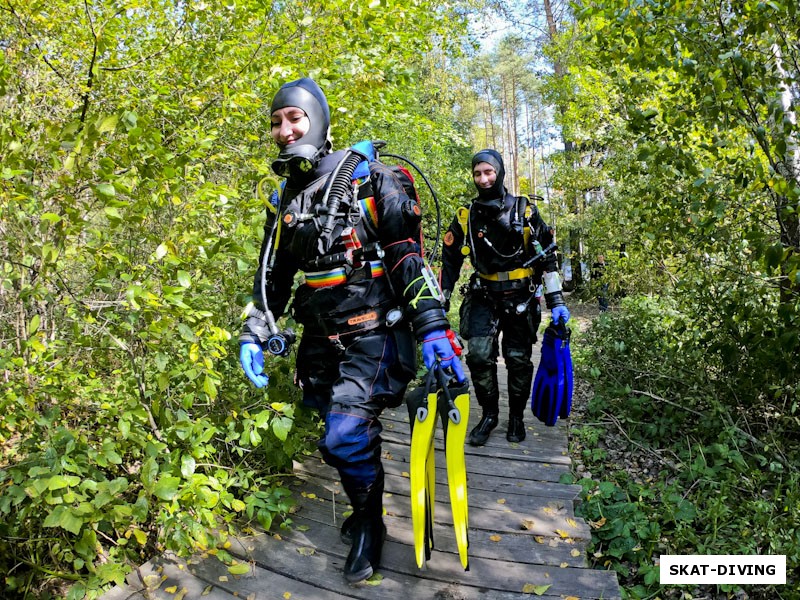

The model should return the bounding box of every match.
[557,323,573,419]
[531,322,572,426]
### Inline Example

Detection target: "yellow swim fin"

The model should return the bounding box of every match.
[409,368,438,569]
[438,370,471,571]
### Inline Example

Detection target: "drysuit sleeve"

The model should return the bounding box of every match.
[440,212,467,298]
[370,162,450,339]
[527,202,565,308]
[239,211,299,345]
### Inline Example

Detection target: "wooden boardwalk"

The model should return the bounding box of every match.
[103,361,621,600]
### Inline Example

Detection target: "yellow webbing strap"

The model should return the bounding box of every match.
[478,267,534,282]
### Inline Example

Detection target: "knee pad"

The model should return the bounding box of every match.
[322,410,380,468]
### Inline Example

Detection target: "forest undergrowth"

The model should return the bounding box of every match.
[566,297,799,600]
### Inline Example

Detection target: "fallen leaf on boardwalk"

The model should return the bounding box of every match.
[521,519,536,530]
[570,549,581,557]
[497,498,506,504]
[555,529,569,538]
[165,586,177,594]
[297,547,316,556]
[589,516,607,529]
[522,583,551,594]
[228,562,250,575]
[565,596,580,600]
[364,573,384,586]
[143,575,163,589]
[489,534,502,542]
[202,585,212,596]
[177,563,185,570]
[296,525,310,532]
[174,589,188,600]
[248,595,256,600]
[560,562,568,568]
[542,506,554,515]
[272,533,283,540]
[283,593,292,599]
[566,517,578,528]
[534,536,544,543]
[218,576,229,582]
[402,471,410,478]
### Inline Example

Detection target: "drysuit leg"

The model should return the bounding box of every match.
[463,294,500,416]
[500,308,537,419]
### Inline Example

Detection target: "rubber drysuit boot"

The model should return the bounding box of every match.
[468,413,498,446]
[343,479,386,582]
[506,415,526,442]
[507,393,528,443]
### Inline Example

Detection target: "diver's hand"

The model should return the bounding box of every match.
[240,342,269,388]
[421,330,466,383]
[551,305,570,325]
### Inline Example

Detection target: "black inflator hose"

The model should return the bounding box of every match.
[379,152,442,263]
[318,150,364,253]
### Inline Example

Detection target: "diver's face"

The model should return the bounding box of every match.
[270,107,310,147]
[473,162,497,189]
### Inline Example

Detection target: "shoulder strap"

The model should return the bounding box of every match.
[520,196,534,249]
[456,206,470,256]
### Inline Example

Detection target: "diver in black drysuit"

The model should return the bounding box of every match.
[440,149,570,446]
[239,78,465,582]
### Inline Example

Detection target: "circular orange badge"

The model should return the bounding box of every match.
[444,231,455,246]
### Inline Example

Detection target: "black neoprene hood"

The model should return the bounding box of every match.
[270,77,331,154]
[471,149,506,200]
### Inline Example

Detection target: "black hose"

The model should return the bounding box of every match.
[318,150,363,253]
[380,152,442,264]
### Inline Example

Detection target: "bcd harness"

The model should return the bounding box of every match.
[455,197,538,282]
[245,141,445,355]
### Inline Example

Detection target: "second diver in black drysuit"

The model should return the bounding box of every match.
[440,149,570,446]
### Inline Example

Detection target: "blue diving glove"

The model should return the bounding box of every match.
[240,342,269,388]
[421,329,466,383]
[551,305,570,325]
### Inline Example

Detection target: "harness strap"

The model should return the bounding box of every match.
[304,260,385,289]
[478,267,533,282]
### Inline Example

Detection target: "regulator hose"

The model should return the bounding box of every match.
[379,151,442,264]
[318,149,365,254]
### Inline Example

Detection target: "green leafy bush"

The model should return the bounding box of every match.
[573,295,799,599]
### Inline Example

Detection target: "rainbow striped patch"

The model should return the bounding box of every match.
[359,196,379,228]
[304,260,386,289]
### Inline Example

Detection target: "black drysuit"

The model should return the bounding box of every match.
[241,150,449,497]
[440,192,557,420]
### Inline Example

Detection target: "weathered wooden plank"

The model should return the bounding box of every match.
[97,586,148,600]
[229,516,621,599]
[379,438,572,482]
[381,427,572,465]
[286,493,588,568]
[380,406,570,447]
[296,456,579,517]
[291,474,592,541]
[122,553,239,599]
[296,454,583,502]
